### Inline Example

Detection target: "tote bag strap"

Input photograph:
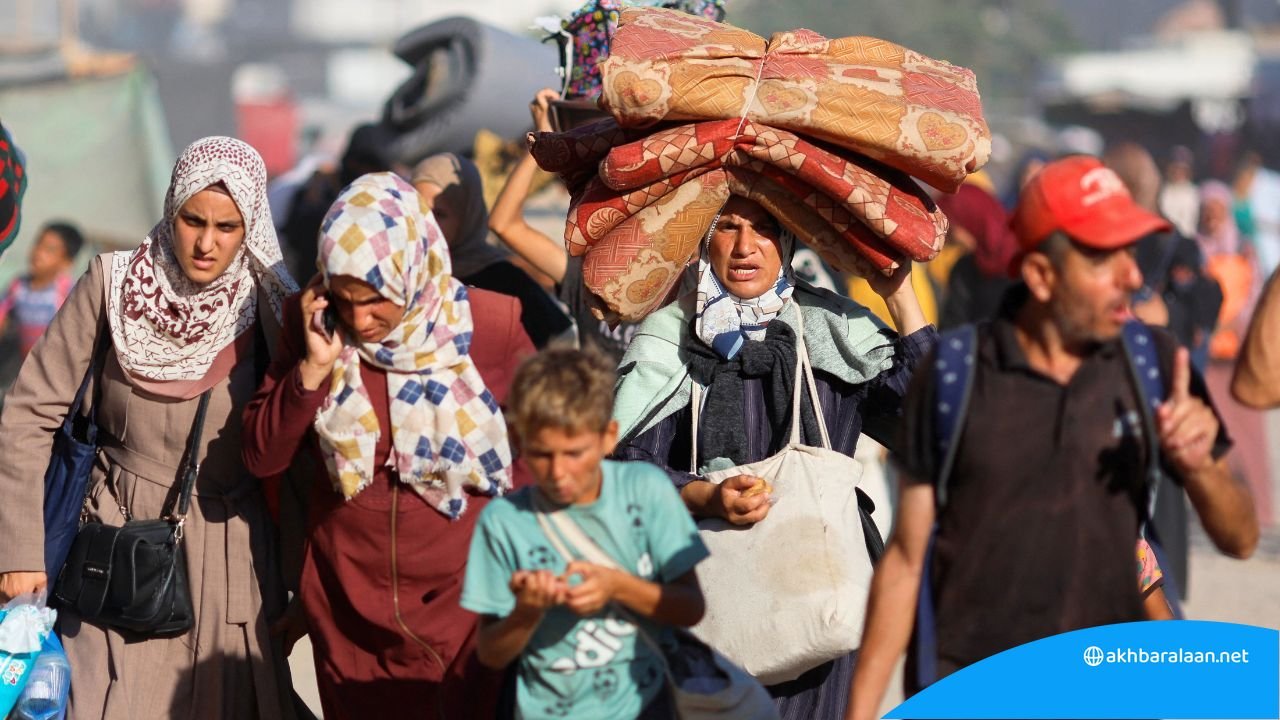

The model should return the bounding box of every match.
[531,489,621,570]
[67,309,114,424]
[688,310,832,473]
[531,492,679,683]
[791,312,831,449]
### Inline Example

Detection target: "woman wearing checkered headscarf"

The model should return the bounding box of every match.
[311,171,513,515]
[242,171,535,719]
[0,136,300,719]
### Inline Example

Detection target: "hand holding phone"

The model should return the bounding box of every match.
[300,275,344,390]
[311,301,338,340]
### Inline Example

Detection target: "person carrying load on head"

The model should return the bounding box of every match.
[529,7,992,718]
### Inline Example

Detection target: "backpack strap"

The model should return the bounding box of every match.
[1118,321,1166,524]
[932,325,979,510]
[1120,322,1166,415]
[914,323,978,691]
[1118,320,1184,619]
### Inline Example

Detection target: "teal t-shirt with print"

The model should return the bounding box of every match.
[461,459,709,720]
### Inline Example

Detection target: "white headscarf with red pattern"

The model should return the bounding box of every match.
[105,136,296,382]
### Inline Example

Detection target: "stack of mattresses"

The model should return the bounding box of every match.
[531,7,991,322]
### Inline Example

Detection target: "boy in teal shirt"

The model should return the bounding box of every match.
[462,348,708,719]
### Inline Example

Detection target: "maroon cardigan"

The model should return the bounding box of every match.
[242,288,534,720]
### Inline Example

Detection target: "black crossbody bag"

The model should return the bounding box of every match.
[53,389,212,637]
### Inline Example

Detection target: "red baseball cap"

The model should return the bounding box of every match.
[1009,155,1171,270]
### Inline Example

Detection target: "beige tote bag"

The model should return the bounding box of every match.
[689,315,874,685]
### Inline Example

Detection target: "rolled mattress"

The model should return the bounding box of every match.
[383,16,561,164]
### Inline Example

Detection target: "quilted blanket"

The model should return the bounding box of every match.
[532,118,946,322]
[598,7,989,193]
[529,6,991,322]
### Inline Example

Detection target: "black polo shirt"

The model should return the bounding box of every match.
[895,289,1230,687]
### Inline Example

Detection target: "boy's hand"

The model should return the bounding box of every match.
[510,570,566,616]
[562,561,620,616]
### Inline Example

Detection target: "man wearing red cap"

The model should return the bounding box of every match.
[845,156,1259,720]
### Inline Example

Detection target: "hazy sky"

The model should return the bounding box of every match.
[295,0,589,41]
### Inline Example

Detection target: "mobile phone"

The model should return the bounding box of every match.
[322,304,338,338]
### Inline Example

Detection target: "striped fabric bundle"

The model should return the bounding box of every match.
[533,118,946,321]
[599,7,990,192]
[531,6,990,322]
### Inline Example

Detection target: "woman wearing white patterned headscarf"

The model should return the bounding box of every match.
[242,172,535,719]
[0,136,300,719]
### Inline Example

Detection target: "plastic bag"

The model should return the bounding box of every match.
[10,634,70,720]
[0,593,57,718]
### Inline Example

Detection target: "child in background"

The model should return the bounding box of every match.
[462,348,708,720]
[0,222,83,357]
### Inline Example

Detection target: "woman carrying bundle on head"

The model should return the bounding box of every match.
[611,192,935,718]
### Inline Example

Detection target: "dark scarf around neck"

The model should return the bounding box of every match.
[686,320,822,467]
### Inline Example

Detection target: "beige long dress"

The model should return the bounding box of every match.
[0,256,295,720]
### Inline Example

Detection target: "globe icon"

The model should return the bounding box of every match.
[1083,646,1105,667]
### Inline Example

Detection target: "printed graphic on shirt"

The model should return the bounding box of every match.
[527,545,557,569]
[1112,410,1142,441]
[637,551,653,578]
[542,698,574,718]
[548,613,638,675]
[592,667,620,701]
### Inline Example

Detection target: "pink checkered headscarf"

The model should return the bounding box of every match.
[313,172,512,517]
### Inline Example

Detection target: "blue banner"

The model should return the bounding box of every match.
[888,621,1279,719]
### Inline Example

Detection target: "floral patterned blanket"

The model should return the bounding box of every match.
[532,118,946,321]
[599,7,990,192]
[531,6,990,322]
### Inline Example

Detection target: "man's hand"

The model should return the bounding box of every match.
[0,571,46,603]
[562,561,620,616]
[1157,348,1218,475]
[510,570,566,617]
[713,475,772,525]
